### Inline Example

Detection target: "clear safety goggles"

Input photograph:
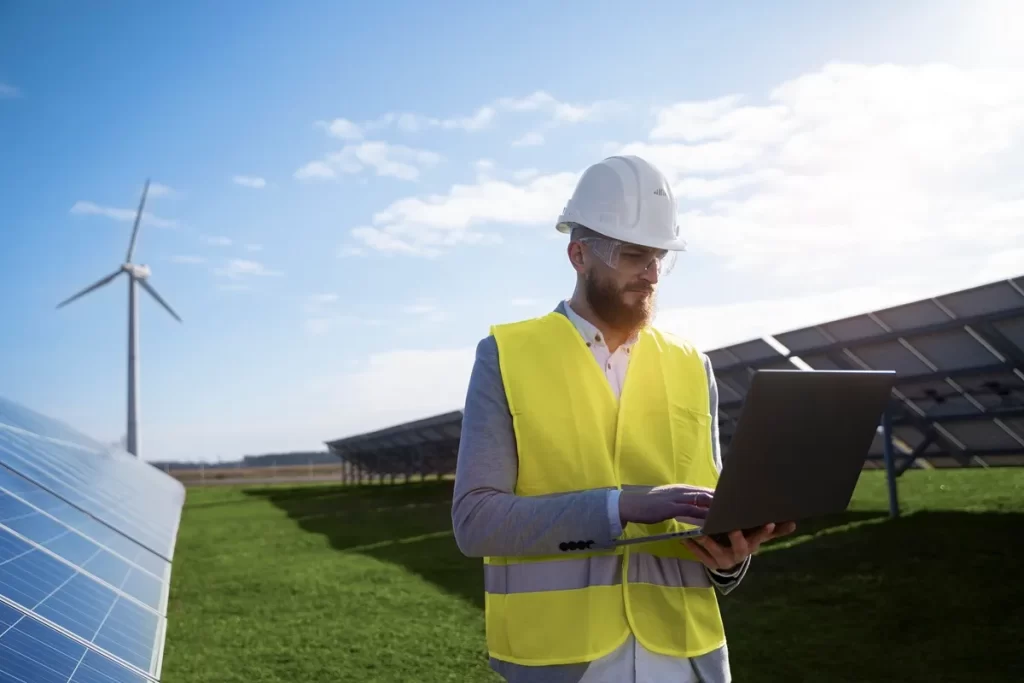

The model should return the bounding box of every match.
[577,236,678,276]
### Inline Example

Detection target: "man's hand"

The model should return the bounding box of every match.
[682,522,797,571]
[619,484,714,527]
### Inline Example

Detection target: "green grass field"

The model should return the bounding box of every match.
[161,469,1024,683]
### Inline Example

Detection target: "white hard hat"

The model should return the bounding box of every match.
[556,155,686,251]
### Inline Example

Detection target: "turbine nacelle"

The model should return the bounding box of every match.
[123,263,151,280]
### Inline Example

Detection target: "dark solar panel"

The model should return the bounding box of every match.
[0,396,183,681]
[326,411,463,478]
[710,277,1024,469]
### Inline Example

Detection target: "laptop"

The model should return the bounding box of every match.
[613,368,897,547]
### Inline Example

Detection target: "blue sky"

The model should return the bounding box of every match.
[1,1,1022,462]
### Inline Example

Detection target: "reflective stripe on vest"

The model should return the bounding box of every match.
[484,554,711,594]
[484,312,726,666]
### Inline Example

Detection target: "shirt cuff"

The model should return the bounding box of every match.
[606,489,623,539]
[708,556,748,578]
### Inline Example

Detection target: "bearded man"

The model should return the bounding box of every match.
[451,155,794,683]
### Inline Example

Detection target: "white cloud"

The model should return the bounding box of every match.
[304,318,332,336]
[201,235,233,247]
[302,292,382,335]
[512,168,541,182]
[306,347,476,436]
[401,299,451,323]
[0,83,20,98]
[361,107,496,134]
[496,91,618,124]
[233,175,267,189]
[213,259,282,279]
[147,183,178,198]
[310,293,338,305]
[294,161,335,180]
[440,107,497,132]
[402,301,436,315]
[512,131,545,147]
[296,142,442,182]
[305,315,382,336]
[474,159,496,176]
[615,63,1024,284]
[317,117,363,141]
[349,91,619,140]
[170,255,205,265]
[340,62,1024,277]
[70,201,177,228]
[975,246,1024,283]
[616,140,766,175]
[348,171,577,256]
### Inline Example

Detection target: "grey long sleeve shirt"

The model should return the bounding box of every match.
[451,301,747,683]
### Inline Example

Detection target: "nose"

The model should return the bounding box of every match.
[639,259,659,284]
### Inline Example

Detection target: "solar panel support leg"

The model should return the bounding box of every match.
[895,431,935,476]
[882,407,900,519]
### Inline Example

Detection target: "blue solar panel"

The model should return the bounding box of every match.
[0,601,149,683]
[0,396,184,681]
[0,467,169,581]
[0,489,164,611]
[0,400,182,560]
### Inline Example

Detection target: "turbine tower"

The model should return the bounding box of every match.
[57,179,182,458]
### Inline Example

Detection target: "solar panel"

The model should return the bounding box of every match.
[0,395,184,682]
[325,411,463,481]
[709,276,1024,469]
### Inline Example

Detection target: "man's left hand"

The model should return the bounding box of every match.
[682,521,797,571]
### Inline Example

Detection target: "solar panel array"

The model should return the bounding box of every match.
[325,411,462,481]
[0,395,185,682]
[708,276,1024,469]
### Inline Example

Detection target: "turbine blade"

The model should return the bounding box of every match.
[56,270,123,309]
[125,178,150,263]
[139,279,182,322]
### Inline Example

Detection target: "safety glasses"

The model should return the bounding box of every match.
[577,236,678,276]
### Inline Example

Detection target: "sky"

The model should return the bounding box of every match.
[1,0,1022,463]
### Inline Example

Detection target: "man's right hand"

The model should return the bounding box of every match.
[618,484,714,527]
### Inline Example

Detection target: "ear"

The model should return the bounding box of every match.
[567,241,586,273]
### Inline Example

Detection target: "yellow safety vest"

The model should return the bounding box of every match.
[485,311,725,666]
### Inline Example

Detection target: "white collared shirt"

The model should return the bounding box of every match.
[561,300,639,400]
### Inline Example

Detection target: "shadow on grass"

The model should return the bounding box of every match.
[723,510,1024,683]
[243,480,485,609]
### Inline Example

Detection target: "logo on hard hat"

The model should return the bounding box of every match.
[653,188,667,197]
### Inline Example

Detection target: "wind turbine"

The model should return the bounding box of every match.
[57,178,182,458]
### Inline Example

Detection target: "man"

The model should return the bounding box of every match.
[451,155,795,683]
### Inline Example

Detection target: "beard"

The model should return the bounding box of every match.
[584,270,656,333]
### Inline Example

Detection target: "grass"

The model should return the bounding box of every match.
[161,469,1024,683]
